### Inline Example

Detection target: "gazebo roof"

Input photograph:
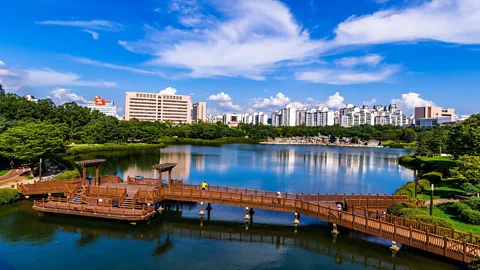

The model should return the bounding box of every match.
[76,159,106,167]
[152,163,177,172]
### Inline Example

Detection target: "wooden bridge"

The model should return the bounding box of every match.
[17,160,480,263]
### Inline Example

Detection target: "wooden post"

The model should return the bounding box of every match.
[39,158,42,182]
[168,169,172,185]
[443,235,448,256]
[430,183,434,216]
[409,226,413,245]
[95,166,99,186]
[463,240,467,262]
[82,166,87,186]
[426,230,430,250]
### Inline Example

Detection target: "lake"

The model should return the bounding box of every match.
[0,145,460,269]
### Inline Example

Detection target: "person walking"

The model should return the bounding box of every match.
[201,181,208,194]
[276,191,283,204]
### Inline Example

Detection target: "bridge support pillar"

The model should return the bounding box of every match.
[207,203,212,221]
[390,241,400,257]
[158,204,164,213]
[249,208,255,225]
[331,223,340,235]
[199,202,205,216]
[244,207,251,221]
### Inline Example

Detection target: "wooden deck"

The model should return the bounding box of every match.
[22,179,480,263]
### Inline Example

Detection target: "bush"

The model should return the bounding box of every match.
[418,180,431,191]
[388,202,417,216]
[53,170,81,180]
[422,172,443,183]
[394,181,429,199]
[0,188,21,204]
[462,182,480,193]
[414,215,454,228]
[451,202,480,225]
[399,207,427,217]
[462,197,480,212]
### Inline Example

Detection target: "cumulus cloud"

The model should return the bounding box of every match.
[0,69,16,76]
[208,92,241,111]
[48,88,88,104]
[391,92,436,114]
[295,65,399,85]
[36,20,124,31]
[83,29,99,40]
[251,92,291,109]
[325,92,345,109]
[363,98,378,106]
[334,0,480,45]
[159,87,177,95]
[207,107,221,116]
[335,54,383,67]
[0,60,5,66]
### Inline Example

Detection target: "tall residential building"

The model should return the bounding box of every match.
[192,102,207,123]
[415,106,455,121]
[124,91,192,123]
[86,96,118,117]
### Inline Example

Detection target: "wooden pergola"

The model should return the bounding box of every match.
[152,163,177,185]
[76,159,106,186]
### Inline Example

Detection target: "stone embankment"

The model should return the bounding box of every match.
[260,136,382,148]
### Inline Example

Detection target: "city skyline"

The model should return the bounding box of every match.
[1,0,480,116]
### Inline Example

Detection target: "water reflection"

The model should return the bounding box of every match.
[71,145,414,195]
[0,201,458,270]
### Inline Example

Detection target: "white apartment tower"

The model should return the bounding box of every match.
[192,102,207,124]
[125,92,192,123]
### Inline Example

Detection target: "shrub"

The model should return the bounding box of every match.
[462,182,480,193]
[418,180,431,192]
[462,197,480,212]
[388,202,416,216]
[414,215,453,228]
[53,170,81,180]
[422,172,443,183]
[0,188,21,204]
[451,202,480,225]
[399,207,426,217]
[26,175,33,179]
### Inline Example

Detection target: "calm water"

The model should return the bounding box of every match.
[0,145,460,269]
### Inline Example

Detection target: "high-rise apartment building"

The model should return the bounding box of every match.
[192,102,207,124]
[415,106,455,121]
[86,96,118,117]
[124,92,191,123]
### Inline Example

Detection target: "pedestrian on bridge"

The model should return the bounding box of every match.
[276,191,283,204]
[202,181,208,194]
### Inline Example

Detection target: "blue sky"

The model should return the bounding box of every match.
[0,0,479,116]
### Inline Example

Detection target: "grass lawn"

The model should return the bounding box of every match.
[421,204,480,235]
[0,169,10,177]
[382,141,418,148]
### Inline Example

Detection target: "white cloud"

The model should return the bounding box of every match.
[325,92,345,109]
[0,60,4,66]
[48,88,88,104]
[295,65,399,85]
[375,0,389,3]
[159,87,177,95]
[23,69,116,87]
[72,56,164,76]
[206,107,221,116]
[251,92,291,109]
[208,92,241,111]
[0,69,16,76]
[120,0,326,79]
[36,20,124,31]
[334,0,480,45]
[363,98,378,106]
[391,92,436,114]
[154,8,161,13]
[83,29,99,40]
[335,54,383,67]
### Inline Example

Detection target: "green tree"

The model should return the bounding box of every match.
[447,114,480,157]
[450,155,480,184]
[0,122,66,170]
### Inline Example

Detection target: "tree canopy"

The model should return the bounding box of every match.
[447,114,480,157]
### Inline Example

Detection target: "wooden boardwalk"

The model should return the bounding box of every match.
[21,179,480,263]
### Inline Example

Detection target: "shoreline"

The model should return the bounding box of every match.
[260,141,384,148]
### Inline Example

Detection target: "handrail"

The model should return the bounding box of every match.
[160,186,480,263]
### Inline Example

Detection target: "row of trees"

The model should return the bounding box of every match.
[0,93,473,169]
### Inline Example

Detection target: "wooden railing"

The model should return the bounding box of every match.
[160,186,480,263]
[81,186,127,207]
[126,176,160,186]
[177,184,408,202]
[33,198,156,220]
[99,175,124,184]
[18,179,82,195]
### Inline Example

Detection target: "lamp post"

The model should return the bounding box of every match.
[414,169,419,198]
[430,183,435,216]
